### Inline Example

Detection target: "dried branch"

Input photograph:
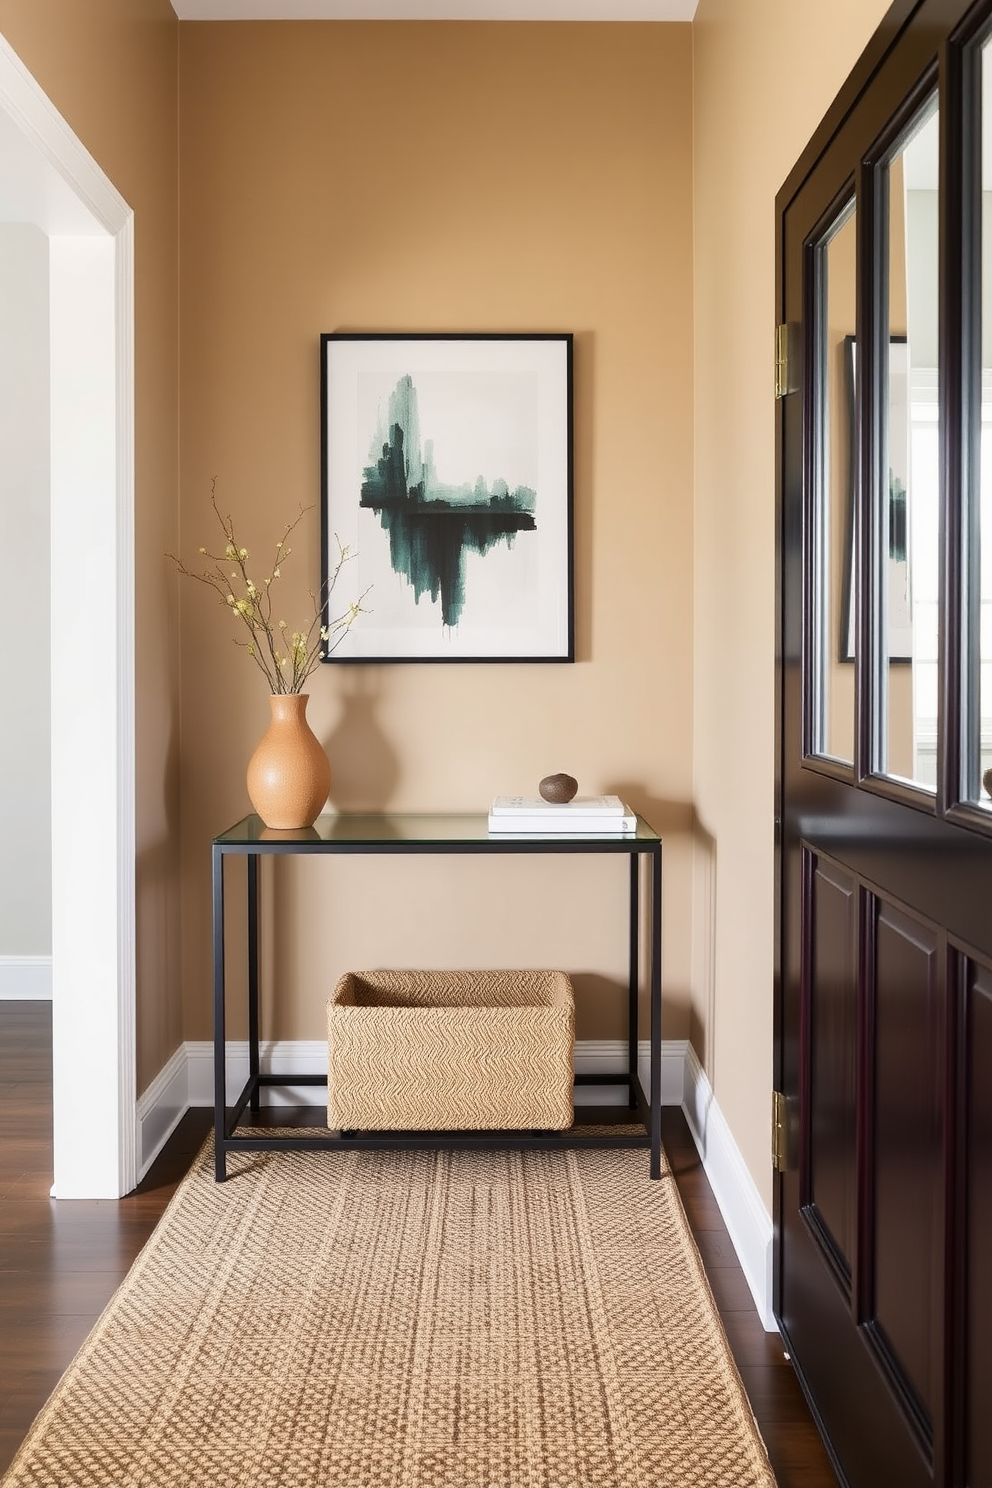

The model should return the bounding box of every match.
[167,479,370,693]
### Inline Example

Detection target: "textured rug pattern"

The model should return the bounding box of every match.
[3,1141,775,1487]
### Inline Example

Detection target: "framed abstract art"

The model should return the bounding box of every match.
[320,332,573,663]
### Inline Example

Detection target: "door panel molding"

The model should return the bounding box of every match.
[800,847,858,1297]
[963,961,992,1484]
[866,898,943,1456]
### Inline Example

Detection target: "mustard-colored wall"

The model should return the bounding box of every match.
[177,21,695,1048]
[691,0,893,1207]
[0,0,181,1091]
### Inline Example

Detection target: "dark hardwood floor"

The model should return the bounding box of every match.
[0,1000,837,1485]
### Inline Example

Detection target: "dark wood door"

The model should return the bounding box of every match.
[776,2,992,1485]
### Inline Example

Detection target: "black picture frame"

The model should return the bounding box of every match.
[320,332,574,663]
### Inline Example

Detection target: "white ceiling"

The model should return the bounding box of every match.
[170,1,698,19]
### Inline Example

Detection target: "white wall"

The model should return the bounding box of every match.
[0,221,51,993]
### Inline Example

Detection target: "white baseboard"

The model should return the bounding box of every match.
[135,1042,189,1180]
[682,1044,776,1331]
[138,1037,688,1173]
[136,1035,776,1330]
[0,954,52,1000]
[182,1037,689,1109]
[573,1038,687,1107]
[185,1039,331,1108]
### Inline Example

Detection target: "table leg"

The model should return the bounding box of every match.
[248,854,260,1113]
[212,844,228,1182]
[650,842,662,1179]
[628,854,639,1110]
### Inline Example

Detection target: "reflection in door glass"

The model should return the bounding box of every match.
[812,203,857,765]
[878,97,940,791]
[975,39,992,807]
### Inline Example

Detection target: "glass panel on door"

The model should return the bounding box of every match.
[877,95,940,791]
[811,200,857,765]
[972,35,992,809]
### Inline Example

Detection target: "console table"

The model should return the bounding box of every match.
[212,811,662,1182]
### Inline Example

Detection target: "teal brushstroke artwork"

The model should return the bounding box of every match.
[360,374,537,629]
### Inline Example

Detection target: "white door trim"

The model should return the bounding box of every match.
[0,35,136,1198]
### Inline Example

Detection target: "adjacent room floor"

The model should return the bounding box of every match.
[0,1001,837,1485]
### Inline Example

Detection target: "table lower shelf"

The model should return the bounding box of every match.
[214,1072,659,1179]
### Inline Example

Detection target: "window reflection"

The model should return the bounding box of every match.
[878,97,939,792]
[976,38,992,806]
[812,203,857,766]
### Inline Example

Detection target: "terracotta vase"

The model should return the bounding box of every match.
[246,693,330,829]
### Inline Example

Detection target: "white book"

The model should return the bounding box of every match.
[490,793,628,817]
[487,810,638,834]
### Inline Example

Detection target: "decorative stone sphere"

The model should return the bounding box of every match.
[539,773,578,804]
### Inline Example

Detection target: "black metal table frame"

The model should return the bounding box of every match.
[212,814,663,1181]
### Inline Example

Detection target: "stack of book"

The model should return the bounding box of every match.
[487,794,637,834]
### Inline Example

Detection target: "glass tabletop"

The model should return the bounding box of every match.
[214,811,661,847]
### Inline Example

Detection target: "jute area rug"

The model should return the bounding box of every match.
[3,1139,776,1488]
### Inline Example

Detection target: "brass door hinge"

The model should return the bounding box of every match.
[772,1089,789,1172]
[774,323,799,399]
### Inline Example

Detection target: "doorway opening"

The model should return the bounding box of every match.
[0,35,135,1197]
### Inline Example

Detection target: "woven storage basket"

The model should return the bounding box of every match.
[327,969,574,1131]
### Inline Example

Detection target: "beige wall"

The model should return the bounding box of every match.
[177,22,695,1047]
[0,0,181,1088]
[691,0,893,1206]
[0,0,914,1213]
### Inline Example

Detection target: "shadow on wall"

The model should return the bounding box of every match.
[607,785,714,1064]
[135,705,183,1087]
[322,668,400,809]
[136,833,183,1088]
[571,971,631,1042]
[687,804,717,1075]
[606,786,692,841]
